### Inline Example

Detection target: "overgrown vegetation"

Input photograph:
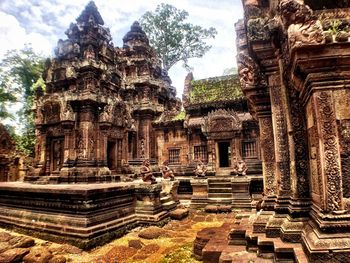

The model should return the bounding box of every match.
[189,75,243,104]
[172,111,186,121]
[159,243,200,263]
[0,45,45,156]
[140,3,217,72]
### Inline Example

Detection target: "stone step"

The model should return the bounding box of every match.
[208,198,233,205]
[208,187,232,193]
[208,193,233,198]
[208,182,232,188]
[208,178,232,183]
[160,196,171,203]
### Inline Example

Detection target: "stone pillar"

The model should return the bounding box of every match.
[311,91,343,212]
[258,114,277,210]
[190,178,208,208]
[135,183,166,222]
[269,73,291,213]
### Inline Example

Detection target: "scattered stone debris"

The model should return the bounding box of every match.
[169,208,189,220]
[0,210,239,262]
[128,239,145,250]
[23,247,53,263]
[138,226,170,239]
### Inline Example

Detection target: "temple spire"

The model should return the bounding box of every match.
[123,21,149,46]
[76,1,104,25]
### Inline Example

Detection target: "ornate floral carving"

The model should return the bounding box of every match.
[259,116,277,196]
[338,120,350,198]
[204,109,242,134]
[270,84,291,193]
[316,91,342,212]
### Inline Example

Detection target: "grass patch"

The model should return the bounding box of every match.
[159,243,200,263]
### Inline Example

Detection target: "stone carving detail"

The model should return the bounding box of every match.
[232,159,248,176]
[194,160,207,177]
[61,102,75,122]
[237,52,267,90]
[161,161,175,181]
[204,109,242,133]
[339,120,350,198]
[316,91,342,212]
[259,116,277,196]
[140,159,156,183]
[43,102,61,124]
[278,0,325,50]
[286,85,310,198]
[76,129,86,159]
[270,85,291,194]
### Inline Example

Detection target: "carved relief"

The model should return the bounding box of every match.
[286,85,310,198]
[278,0,325,50]
[61,102,75,122]
[259,116,277,196]
[338,120,350,198]
[43,102,61,124]
[316,91,342,212]
[270,85,291,193]
[237,52,267,90]
[204,109,242,134]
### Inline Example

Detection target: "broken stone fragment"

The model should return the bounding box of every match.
[138,227,169,239]
[0,248,30,263]
[128,239,145,249]
[169,208,189,220]
[23,247,53,263]
[9,236,35,248]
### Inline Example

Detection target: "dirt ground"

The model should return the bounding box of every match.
[0,210,237,263]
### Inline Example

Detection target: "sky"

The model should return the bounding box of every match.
[0,0,244,99]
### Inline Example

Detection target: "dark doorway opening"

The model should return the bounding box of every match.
[107,141,117,170]
[218,141,231,167]
[49,137,64,173]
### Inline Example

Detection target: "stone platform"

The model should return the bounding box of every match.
[194,211,308,263]
[0,180,179,249]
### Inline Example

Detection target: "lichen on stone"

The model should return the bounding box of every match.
[189,74,244,104]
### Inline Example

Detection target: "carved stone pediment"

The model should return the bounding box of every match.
[202,109,242,135]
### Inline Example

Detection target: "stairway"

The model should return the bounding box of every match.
[208,178,232,205]
[194,211,308,263]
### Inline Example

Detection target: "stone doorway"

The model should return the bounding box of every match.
[49,138,64,173]
[218,141,231,168]
[107,141,117,171]
[107,140,122,172]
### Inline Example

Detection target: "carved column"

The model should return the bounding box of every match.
[269,73,291,212]
[313,91,343,212]
[258,114,277,210]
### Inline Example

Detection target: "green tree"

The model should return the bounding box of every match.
[0,45,45,155]
[140,3,217,72]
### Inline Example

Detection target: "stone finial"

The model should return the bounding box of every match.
[123,21,150,46]
[76,1,104,25]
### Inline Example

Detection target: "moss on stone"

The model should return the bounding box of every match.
[189,74,243,104]
[159,243,200,263]
[171,111,186,121]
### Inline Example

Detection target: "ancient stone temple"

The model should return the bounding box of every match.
[193,0,350,262]
[0,1,181,249]
[29,2,178,183]
[154,73,263,207]
[0,124,25,182]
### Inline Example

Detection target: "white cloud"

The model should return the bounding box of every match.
[0,0,244,96]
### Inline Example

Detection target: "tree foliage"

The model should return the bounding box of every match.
[0,45,45,156]
[140,3,217,72]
